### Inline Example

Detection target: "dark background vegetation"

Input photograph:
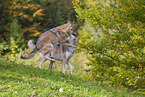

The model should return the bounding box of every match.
[0,0,144,94]
[0,0,77,48]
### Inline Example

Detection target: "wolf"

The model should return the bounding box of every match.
[27,34,77,74]
[21,21,76,60]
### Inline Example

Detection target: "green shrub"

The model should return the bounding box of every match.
[0,37,20,58]
[0,41,9,56]
[0,18,24,57]
[9,18,25,49]
[73,0,145,90]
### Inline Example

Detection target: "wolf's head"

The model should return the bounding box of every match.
[58,21,76,37]
[67,21,76,35]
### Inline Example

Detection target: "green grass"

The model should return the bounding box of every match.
[0,59,144,97]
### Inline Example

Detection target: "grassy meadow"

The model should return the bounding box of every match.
[0,0,144,96]
[0,58,144,97]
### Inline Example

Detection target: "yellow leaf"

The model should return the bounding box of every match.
[23,15,29,18]
[75,0,79,3]
[33,9,44,17]
[23,6,29,9]
[31,31,41,36]
[21,27,34,33]
[19,12,23,16]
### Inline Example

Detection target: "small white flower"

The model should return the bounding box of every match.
[59,88,63,92]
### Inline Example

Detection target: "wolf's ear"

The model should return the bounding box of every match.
[67,20,72,27]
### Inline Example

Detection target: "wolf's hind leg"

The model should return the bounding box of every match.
[40,43,53,54]
[66,60,73,74]
[39,52,44,58]
[43,53,55,61]
[49,61,55,71]
[39,58,46,69]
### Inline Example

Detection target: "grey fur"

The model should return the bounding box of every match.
[28,34,77,74]
[21,22,76,59]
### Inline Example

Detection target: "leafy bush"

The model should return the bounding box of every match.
[73,0,145,90]
[9,18,25,49]
[0,18,23,57]
[0,41,9,56]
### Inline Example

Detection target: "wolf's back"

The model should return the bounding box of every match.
[21,23,73,59]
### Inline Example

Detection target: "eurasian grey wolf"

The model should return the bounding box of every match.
[28,34,77,74]
[21,21,76,74]
[21,21,75,59]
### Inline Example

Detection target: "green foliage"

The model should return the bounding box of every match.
[0,0,44,49]
[0,42,9,56]
[35,0,76,29]
[73,0,145,90]
[0,18,24,56]
[8,0,45,42]
[0,0,77,50]
[0,59,144,96]
[9,37,19,55]
[9,18,25,49]
[0,37,20,58]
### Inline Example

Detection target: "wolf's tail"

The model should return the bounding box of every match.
[21,40,37,59]
[27,40,36,50]
[21,47,38,59]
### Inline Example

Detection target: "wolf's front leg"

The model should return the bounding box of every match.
[62,48,67,74]
[62,43,76,48]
